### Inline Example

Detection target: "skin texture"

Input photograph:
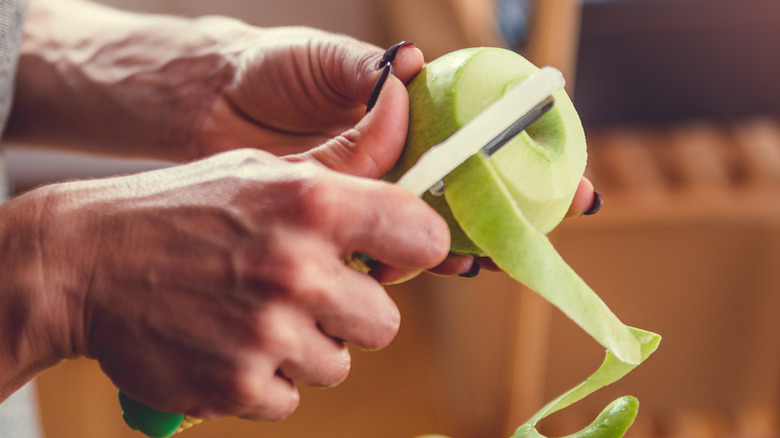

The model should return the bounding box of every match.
[0,0,598,423]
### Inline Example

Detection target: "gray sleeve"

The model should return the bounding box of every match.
[0,382,44,438]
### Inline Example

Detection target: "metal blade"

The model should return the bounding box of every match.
[481,96,554,156]
[395,66,566,197]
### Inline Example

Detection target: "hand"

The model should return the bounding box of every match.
[31,147,449,421]
[8,3,422,163]
[194,27,425,162]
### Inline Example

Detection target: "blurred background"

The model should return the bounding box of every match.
[10,0,780,437]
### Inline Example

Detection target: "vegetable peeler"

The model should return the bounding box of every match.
[118,65,566,437]
[395,65,563,196]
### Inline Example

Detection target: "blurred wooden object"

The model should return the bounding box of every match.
[523,0,583,93]
[376,0,504,59]
[545,118,780,438]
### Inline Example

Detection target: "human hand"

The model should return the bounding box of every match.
[194,27,425,162]
[32,146,449,421]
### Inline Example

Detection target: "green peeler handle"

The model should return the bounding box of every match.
[118,390,185,438]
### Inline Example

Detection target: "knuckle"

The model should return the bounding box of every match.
[425,215,452,261]
[220,365,301,421]
[292,173,342,230]
[331,129,362,152]
[262,323,301,358]
[270,256,332,304]
[230,147,266,164]
[204,367,267,416]
[220,148,271,179]
[242,237,328,299]
[278,343,352,389]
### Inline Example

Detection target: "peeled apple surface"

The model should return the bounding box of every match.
[388,47,587,255]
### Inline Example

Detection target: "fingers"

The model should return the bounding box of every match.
[193,274,390,420]
[328,178,450,270]
[234,276,395,421]
[365,41,423,112]
[222,371,301,422]
[278,339,351,389]
[286,72,410,178]
[311,262,402,350]
[427,253,479,277]
[338,39,424,103]
[305,37,422,114]
[372,41,425,86]
[270,305,352,388]
[281,40,424,177]
[566,176,603,218]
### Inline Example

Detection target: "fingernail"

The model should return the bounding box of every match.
[377,40,416,68]
[584,191,603,215]
[365,62,392,114]
[366,41,415,114]
[458,260,481,278]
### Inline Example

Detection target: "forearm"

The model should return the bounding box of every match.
[6,0,249,161]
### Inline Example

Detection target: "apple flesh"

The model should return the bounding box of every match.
[388,47,587,255]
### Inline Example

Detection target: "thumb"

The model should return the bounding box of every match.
[284,75,410,179]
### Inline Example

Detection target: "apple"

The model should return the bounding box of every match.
[387,47,587,255]
[390,47,643,365]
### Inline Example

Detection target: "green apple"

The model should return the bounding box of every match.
[390,46,645,365]
[387,47,587,255]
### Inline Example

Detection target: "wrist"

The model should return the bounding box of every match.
[0,186,77,399]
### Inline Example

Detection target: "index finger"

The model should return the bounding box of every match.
[328,176,450,271]
[326,39,425,106]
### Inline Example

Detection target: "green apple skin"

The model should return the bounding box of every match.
[388,47,587,255]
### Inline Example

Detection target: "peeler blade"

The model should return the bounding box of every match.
[395,66,565,197]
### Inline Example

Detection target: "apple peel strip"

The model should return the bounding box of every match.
[444,155,661,438]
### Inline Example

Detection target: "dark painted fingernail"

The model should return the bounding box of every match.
[458,260,481,278]
[377,40,416,68]
[366,41,415,114]
[365,62,393,114]
[584,191,603,215]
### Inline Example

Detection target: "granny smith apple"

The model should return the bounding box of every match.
[387,47,587,256]
[389,47,643,365]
